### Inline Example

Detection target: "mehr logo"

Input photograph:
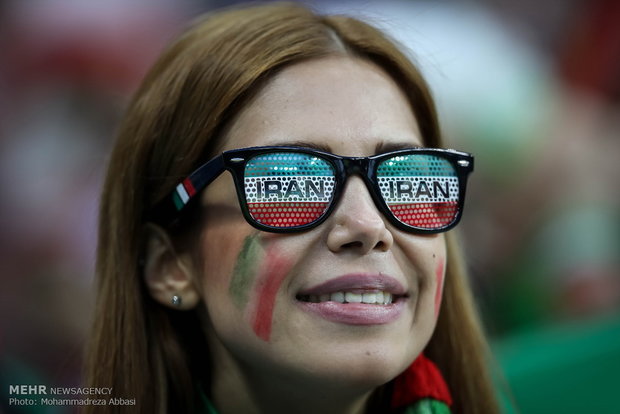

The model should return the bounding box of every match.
[9,385,47,394]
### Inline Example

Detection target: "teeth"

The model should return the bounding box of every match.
[300,291,395,305]
[331,292,345,303]
[345,292,363,303]
[362,293,377,304]
[383,293,392,305]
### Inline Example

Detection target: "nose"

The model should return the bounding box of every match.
[326,176,394,254]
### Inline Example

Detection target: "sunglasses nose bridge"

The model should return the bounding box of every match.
[342,157,369,177]
[339,156,382,209]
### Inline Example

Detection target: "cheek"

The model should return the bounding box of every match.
[228,235,294,342]
[201,228,248,296]
[397,234,446,315]
[434,258,446,318]
[197,220,258,333]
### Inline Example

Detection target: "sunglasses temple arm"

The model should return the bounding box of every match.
[190,155,226,194]
[147,156,226,225]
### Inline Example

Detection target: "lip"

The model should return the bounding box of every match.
[297,273,407,296]
[296,273,408,325]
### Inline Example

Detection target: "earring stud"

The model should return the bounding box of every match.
[172,295,182,307]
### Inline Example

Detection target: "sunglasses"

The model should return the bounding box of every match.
[150,146,474,234]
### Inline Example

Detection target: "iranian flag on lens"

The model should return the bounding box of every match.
[377,154,460,229]
[244,153,336,227]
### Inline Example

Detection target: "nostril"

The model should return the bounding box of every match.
[341,241,364,249]
[339,240,387,251]
[374,240,387,251]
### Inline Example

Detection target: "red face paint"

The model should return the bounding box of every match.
[434,259,445,318]
[250,244,292,341]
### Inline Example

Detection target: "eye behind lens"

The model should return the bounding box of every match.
[244,152,336,228]
[377,154,460,230]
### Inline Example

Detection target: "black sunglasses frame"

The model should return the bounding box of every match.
[150,146,474,234]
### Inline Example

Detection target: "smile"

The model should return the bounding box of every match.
[295,274,409,325]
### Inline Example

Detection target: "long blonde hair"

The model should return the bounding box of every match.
[86,3,500,413]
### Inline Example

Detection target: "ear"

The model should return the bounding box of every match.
[142,224,200,310]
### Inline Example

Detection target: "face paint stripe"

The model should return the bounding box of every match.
[229,234,262,309]
[251,247,291,342]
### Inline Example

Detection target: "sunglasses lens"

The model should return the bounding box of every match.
[244,152,336,228]
[377,154,460,230]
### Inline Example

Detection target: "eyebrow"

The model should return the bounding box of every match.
[275,140,332,153]
[267,139,422,155]
[375,141,422,154]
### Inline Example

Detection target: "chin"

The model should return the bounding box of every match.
[326,362,409,391]
[271,338,421,391]
[343,349,416,382]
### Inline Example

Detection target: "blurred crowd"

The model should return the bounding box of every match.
[1,0,618,413]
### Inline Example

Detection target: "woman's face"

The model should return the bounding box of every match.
[196,56,446,392]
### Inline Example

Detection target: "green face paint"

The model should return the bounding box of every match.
[229,233,262,309]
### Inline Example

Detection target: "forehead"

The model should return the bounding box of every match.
[221,56,423,156]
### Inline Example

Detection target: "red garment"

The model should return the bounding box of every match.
[391,353,453,409]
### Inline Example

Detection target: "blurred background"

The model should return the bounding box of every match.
[0,0,618,413]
